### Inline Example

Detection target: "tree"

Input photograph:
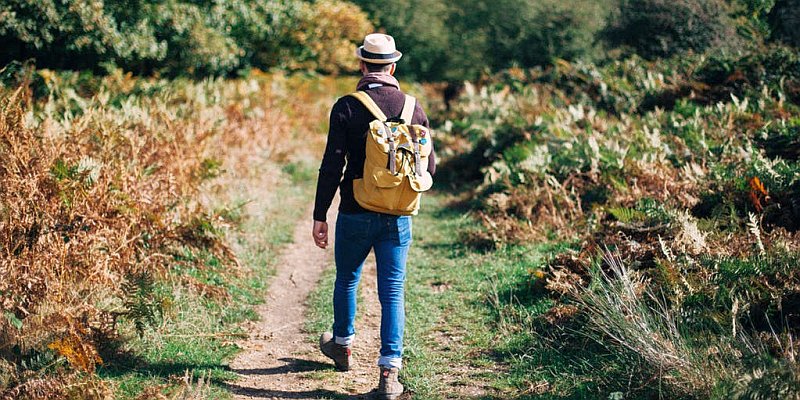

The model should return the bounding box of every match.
[350,0,452,80]
[485,0,608,69]
[605,0,737,58]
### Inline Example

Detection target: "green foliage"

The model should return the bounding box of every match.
[457,0,610,71]
[436,42,800,396]
[732,358,800,400]
[607,207,646,223]
[696,45,800,89]
[144,1,243,76]
[4,0,796,80]
[121,271,162,336]
[350,0,452,80]
[3,312,22,330]
[0,0,372,77]
[605,0,738,58]
[0,0,166,70]
[729,0,777,42]
[353,0,611,80]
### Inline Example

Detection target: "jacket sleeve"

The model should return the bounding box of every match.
[413,102,437,176]
[313,99,349,222]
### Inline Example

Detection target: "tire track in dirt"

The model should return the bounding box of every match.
[227,201,387,399]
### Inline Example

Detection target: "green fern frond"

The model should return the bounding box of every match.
[608,207,646,223]
[121,270,162,336]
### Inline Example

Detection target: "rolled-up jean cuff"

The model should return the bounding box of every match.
[377,356,402,369]
[335,335,354,346]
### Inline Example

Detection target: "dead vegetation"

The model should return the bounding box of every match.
[0,67,342,398]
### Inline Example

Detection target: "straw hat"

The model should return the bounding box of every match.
[355,33,402,64]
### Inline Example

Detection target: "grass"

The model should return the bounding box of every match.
[1,68,345,398]
[305,267,337,336]
[100,157,318,398]
[396,194,675,399]
[400,195,508,397]
[302,193,587,398]
[301,191,682,398]
[401,195,591,399]
[429,53,800,398]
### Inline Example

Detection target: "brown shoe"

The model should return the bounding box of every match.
[319,332,351,371]
[377,367,404,400]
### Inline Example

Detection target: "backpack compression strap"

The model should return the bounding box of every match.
[401,95,422,176]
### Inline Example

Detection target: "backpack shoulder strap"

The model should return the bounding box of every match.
[349,91,387,121]
[400,94,416,124]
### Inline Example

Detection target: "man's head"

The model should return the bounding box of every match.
[359,61,396,76]
[355,33,401,76]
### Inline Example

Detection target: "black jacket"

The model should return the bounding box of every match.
[313,84,436,222]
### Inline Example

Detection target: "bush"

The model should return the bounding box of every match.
[606,0,738,58]
[145,1,244,76]
[0,66,344,397]
[0,0,166,71]
[285,0,374,74]
[0,0,373,77]
[436,53,800,396]
[694,45,800,104]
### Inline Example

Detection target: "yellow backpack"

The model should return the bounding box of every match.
[349,91,433,216]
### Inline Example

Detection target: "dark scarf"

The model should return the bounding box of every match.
[356,73,400,91]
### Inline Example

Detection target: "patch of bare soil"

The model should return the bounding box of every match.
[227,204,395,399]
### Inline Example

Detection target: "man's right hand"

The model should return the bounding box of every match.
[313,220,329,249]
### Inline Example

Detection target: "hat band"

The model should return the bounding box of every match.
[360,49,396,60]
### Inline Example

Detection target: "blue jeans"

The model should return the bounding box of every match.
[332,211,412,369]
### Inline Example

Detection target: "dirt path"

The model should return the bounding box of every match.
[227,203,387,399]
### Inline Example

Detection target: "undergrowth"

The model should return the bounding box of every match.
[0,66,344,399]
[436,48,800,398]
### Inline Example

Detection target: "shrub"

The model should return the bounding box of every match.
[694,45,800,104]
[0,66,330,396]
[0,0,373,77]
[0,0,166,71]
[351,0,610,80]
[605,0,738,58]
[146,1,243,76]
[287,0,374,74]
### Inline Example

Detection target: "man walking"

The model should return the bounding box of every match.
[311,33,435,399]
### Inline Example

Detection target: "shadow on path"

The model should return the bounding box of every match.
[225,384,351,399]
[227,384,414,400]
[232,357,330,376]
[227,357,375,399]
